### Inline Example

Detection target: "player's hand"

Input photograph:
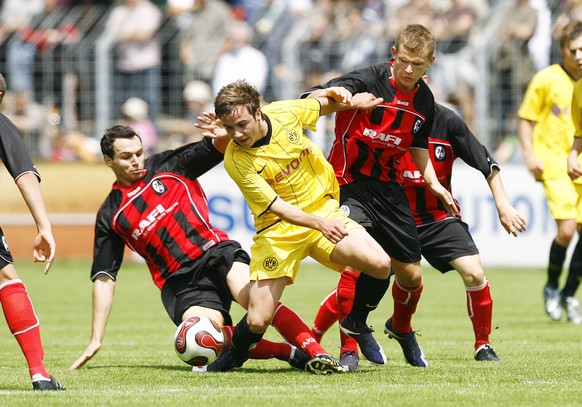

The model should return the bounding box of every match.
[524,155,543,180]
[567,152,582,181]
[430,185,459,217]
[318,218,349,244]
[498,205,527,237]
[325,86,353,104]
[350,92,383,112]
[33,228,56,275]
[195,112,230,153]
[69,340,102,370]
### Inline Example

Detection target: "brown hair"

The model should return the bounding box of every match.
[214,80,262,120]
[394,24,435,59]
[564,20,582,50]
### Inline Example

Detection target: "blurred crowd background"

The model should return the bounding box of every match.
[0,0,578,163]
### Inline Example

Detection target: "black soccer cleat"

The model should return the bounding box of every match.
[305,354,347,374]
[384,317,428,367]
[32,374,65,391]
[288,346,311,370]
[474,344,500,361]
[339,316,387,365]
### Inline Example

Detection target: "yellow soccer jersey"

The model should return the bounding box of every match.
[573,78,582,138]
[518,64,576,181]
[224,99,340,232]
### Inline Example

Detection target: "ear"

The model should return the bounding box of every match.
[103,155,113,168]
[428,54,436,66]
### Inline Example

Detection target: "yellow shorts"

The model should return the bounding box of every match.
[543,177,582,222]
[249,197,363,282]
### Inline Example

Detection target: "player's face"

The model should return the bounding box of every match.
[221,106,264,148]
[105,136,145,186]
[391,45,435,92]
[568,33,582,76]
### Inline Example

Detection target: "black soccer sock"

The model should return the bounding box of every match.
[349,273,390,323]
[562,238,582,298]
[547,240,568,289]
[231,314,264,356]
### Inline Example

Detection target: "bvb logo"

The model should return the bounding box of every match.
[288,130,299,143]
[263,257,278,271]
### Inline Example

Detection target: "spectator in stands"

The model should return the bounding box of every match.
[120,97,158,154]
[430,0,479,130]
[334,4,383,73]
[162,80,213,149]
[179,0,234,85]
[0,0,45,101]
[212,20,268,96]
[105,0,162,124]
[488,0,537,154]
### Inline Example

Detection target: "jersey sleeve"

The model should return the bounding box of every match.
[445,107,499,178]
[573,79,582,138]
[149,137,224,180]
[0,113,41,182]
[517,72,545,122]
[90,193,126,282]
[300,65,382,97]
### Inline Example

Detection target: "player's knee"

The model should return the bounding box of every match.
[246,313,271,334]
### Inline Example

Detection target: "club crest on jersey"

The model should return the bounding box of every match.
[288,130,299,143]
[339,205,351,217]
[152,180,166,194]
[413,119,423,134]
[434,145,446,161]
[263,257,278,271]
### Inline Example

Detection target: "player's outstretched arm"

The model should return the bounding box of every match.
[314,87,382,116]
[487,169,527,236]
[15,172,55,274]
[70,276,116,370]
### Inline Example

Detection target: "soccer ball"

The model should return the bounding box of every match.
[174,316,225,366]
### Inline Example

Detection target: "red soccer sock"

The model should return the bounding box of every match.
[311,288,339,342]
[337,270,359,354]
[391,278,423,333]
[272,303,327,358]
[466,280,493,350]
[0,280,49,378]
[249,339,293,361]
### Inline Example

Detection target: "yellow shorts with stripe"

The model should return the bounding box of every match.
[543,177,582,223]
[249,197,363,282]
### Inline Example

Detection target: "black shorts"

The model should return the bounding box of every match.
[160,240,251,326]
[0,227,14,269]
[339,179,421,263]
[418,218,479,273]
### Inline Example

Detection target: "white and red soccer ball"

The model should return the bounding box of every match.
[174,316,225,366]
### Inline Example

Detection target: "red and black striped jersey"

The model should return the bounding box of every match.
[301,63,434,185]
[91,138,228,289]
[398,103,499,226]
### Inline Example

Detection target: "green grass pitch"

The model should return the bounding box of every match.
[1,260,581,406]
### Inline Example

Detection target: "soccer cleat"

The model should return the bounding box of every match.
[474,344,501,361]
[288,346,311,370]
[560,295,582,325]
[339,351,359,372]
[32,374,65,391]
[339,316,387,365]
[305,354,347,374]
[543,285,563,321]
[384,318,428,367]
[201,348,249,372]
